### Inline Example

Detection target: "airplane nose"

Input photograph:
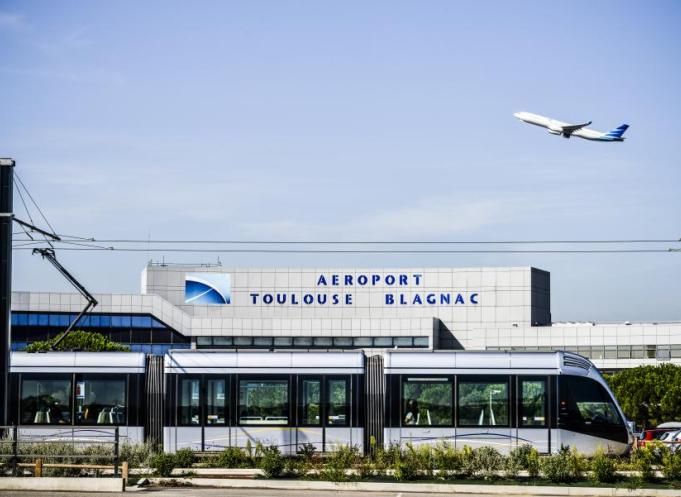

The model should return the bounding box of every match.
[513,112,522,118]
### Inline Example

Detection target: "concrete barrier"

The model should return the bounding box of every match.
[0,477,124,492]
[150,477,681,497]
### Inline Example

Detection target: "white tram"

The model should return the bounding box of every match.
[384,350,632,455]
[163,350,365,454]
[8,351,146,443]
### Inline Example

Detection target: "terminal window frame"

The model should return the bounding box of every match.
[401,375,454,427]
[457,375,510,428]
[238,376,290,426]
[19,374,73,426]
[74,374,128,426]
[518,376,547,428]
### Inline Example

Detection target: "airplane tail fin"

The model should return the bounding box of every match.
[604,124,629,139]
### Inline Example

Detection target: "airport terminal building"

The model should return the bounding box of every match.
[10,264,681,371]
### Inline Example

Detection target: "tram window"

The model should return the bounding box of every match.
[206,379,227,425]
[300,379,321,426]
[458,377,509,427]
[75,376,126,425]
[239,379,289,425]
[402,377,453,426]
[519,379,546,427]
[559,376,623,429]
[179,378,201,425]
[20,377,72,425]
[327,378,349,426]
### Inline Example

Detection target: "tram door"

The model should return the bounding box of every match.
[297,376,353,453]
[515,376,550,454]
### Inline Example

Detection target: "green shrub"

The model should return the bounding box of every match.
[590,447,617,484]
[631,442,665,482]
[297,443,316,462]
[475,446,503,480]
[662,449,681,481]
[259,446,285,479]
[393,444,421,481]
[459,445,477,478]
[394,457,419,481]
[540,446,583,484]
[213,446,252,468]
[24,330,130,352]
[433,442,461,479]
[507,444,540,478]
[320,445,358,482]
[174,448,196,469]
[120,442,154,468]
[151,452,177,477]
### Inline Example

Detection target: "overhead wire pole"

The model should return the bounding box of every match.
[0,159,15,427]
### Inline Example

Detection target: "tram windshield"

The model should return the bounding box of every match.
[559,375,626,443]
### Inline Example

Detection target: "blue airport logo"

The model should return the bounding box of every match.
[185,273,231,305]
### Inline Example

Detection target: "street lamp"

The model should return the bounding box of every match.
[489,389,502,426]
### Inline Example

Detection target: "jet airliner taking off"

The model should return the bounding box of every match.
[514,112,629,142]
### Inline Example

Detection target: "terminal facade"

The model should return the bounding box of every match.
[10,264,681,371]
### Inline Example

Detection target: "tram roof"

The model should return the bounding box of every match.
[164,349,365,374]
[383,350,594,376]
[10,351,146,373]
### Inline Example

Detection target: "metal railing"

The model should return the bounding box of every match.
[0,426,122,478]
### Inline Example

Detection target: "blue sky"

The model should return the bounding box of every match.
[1,1,680,321]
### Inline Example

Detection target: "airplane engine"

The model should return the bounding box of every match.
[547,129,561,135]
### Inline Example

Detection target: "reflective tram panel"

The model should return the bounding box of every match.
[8,352,146,444]
[383,350,631,455]
[163,350,364,454]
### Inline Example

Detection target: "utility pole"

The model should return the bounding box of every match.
[0,158,14,426]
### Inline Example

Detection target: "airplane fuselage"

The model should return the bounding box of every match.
[513,112,627,142]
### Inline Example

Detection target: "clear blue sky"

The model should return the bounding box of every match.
[1,1,680,322]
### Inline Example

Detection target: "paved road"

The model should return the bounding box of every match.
[0,488,537,497]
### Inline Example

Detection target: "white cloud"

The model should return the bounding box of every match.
[0,12,24,29]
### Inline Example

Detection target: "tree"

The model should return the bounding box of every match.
[605,364,681,428]
[23,330,131,352]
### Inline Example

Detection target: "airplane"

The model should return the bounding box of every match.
[513,111,629,142]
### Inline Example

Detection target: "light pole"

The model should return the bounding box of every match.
[488,389,501,426]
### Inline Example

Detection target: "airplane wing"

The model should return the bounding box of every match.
[561,121,592,135]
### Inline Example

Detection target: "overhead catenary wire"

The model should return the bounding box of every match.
[9,246,679,254]
[43,238,681,244]
[13,171,58,237]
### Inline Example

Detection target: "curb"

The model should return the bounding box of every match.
[0,477,124,493]
[150,477,681,496]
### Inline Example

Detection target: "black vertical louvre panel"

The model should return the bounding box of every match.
[364,354,384,455]
[145,355,164,448]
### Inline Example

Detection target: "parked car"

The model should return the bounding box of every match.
[639,428,678,447]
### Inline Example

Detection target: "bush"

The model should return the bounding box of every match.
[662,449,681,481]
[259,445,285,479]
[631,442,665,482]
[475,446,503,480]
[540,446,583,484]
[507,445,540,478]
[297,443,316,462]
[120,442,154,468]
[433,442,461,479]
[213,446,252,468]
[174,448,196,469]
[459,445,477,478]
[590,447,617,484]
[320,445,358,482]
[24,330,130,352]
[151,452,177,477]
[393,445,420,481]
